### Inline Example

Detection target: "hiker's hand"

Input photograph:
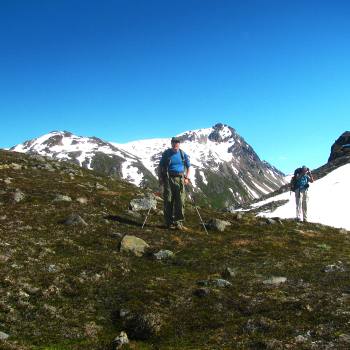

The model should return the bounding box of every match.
[184,177,190,185]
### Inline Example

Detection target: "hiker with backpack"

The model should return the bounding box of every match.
[290,165,314,222]
[158,137,191,230]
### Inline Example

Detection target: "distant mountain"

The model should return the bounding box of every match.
[11,123,287,208]
[240,132,350,229]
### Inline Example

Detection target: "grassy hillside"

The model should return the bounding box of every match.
[0,150,349,350]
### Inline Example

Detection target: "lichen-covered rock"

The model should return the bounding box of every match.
[120,235,149,257]
[153,250,174,260]
[323,261,346,273]
[129,195,157,211]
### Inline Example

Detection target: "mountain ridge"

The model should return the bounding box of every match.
[11,123,287,208]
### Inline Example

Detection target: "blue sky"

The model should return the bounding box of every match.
[0,0,349,173]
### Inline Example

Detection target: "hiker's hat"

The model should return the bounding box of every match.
[171,137,180,143]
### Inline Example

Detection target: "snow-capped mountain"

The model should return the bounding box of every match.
[241,131,350,229]
[11,123,287,208]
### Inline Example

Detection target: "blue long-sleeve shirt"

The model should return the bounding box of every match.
[159,148,190,174]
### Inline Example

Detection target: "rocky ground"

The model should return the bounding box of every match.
[0,150,349,350]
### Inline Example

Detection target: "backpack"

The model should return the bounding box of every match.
[290,167,302,192]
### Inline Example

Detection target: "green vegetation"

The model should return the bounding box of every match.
[0,150,349,349]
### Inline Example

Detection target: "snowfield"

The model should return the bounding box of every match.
[253,163,350,230]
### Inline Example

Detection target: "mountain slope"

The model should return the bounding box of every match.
[11,124,286,208]
[0,149,349,350]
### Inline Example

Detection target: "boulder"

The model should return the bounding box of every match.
[129,195,157,212]
[120,235,150,257]
[62,214,88,226]
[263,276,287,285]
[153,250,174,260]
[207,218,231,232]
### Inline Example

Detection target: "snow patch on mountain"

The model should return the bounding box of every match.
[250,163,350,230]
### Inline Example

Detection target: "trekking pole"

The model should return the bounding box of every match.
[185,184,209,235]
[142,190,163,229]
[142,206,152,229]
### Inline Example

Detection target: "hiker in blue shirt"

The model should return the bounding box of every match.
[295,165,314,222]
[158,137,191,230]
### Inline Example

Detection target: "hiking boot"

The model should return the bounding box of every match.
[175,222,189,231]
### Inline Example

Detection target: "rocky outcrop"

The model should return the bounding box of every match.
[328,131,350,162]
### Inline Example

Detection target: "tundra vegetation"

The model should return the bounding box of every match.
[0,150,349,350]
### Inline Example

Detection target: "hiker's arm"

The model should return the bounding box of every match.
[184,167,190,184]
[158,153,166,185]
[184,153,191,184]
[308,172,314,182]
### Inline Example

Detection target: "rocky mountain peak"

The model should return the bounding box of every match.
[208,123,237,143]
[328,131,350,162]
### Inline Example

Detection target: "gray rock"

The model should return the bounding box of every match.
[323,261,346,273]
[0,331,9,340]
[153,250,174,260]
[129,195,157,212]
[263,276,287,285]
[197,278,232,288]
[114,331,129,349]
[207,218,231,232]
[62,214,88,226]
[295,335,308,343]
[47,264,58,273]
[222,267,237,279]
[76,197,88,204]
[54,194,72,202]
[120,235,150,257]
[13,189,25,203]
[339,229,348,235]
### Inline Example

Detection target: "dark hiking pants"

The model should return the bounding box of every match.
[163,176,186,226]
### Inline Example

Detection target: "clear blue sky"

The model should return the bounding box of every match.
[0,0,349,173]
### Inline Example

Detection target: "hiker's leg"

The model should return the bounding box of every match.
[173,177,185,224]
[163,179,173,226]
[302,191,308,221]
[295,189,302,220]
